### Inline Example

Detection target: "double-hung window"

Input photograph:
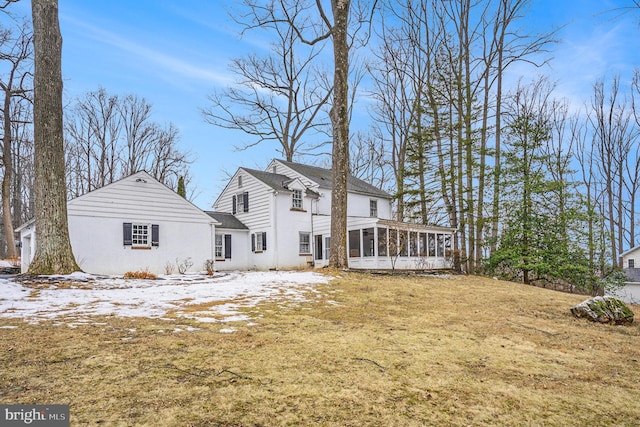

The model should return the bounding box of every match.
[299,232,311,254]
[215,234,224,259]
[370,200,378,217]
[232,192,249,214]
[252,232,267,253]
[292,189,303,210]
[215,234,232,260]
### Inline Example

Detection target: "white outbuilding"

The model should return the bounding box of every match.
[18,171,218,275]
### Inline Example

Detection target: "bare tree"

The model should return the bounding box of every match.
[349,129,390,190]
[233,0,376,268]
[65,88,192,198]
[10,97,32,227]
[119,93,157,176]
[589,77,635,267]
[0,18,31,258]
[65,87,120,195]
[203,0,332,161]
[28,0,79,274]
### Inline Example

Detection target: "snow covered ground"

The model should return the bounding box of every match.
[0,271,331,326]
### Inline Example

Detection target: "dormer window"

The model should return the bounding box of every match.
[292,189,303,210]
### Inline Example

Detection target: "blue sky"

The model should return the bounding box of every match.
[4,0,640,209]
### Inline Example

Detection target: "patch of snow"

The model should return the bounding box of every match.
[0,259,18,268]
[219,328,236,333]
[0,271,330,325]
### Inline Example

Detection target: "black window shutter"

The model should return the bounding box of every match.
[232,195,237,214]
[152,224,159,247]
[123,223,132,246]
[243,191,249,212]
[224,234,232,259]
[251,234,255,252]
[262,232,267,251]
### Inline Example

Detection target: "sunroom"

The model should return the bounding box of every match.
[346,218,455,270]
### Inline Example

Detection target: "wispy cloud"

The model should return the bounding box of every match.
[62,15,234,88]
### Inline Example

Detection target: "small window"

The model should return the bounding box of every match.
[299,232,311,254]
[123,222,158,248]
[234,191,249,214]
[370,200,378,217]
[292,189,303,210]
[215,234,224,259]
[132,224,150,247]
[257,232,264,252]
[324,237,330,260]
[252,232,267,252]
[630,259,635,269]
[238,175,243,188]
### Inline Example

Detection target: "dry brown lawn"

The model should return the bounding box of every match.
[1,272,639,426]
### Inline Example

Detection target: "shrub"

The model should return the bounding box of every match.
[164,261,175,275]
[123,270,157,280]
[175,257,193,274]
[203,259,215,276]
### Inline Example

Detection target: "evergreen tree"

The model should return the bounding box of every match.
[487,80,593,290]
[177,176,186,198]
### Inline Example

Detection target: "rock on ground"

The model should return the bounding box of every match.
[570,296,634,325]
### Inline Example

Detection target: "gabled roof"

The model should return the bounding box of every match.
[205,211,249,230]
[620,245,640,258]
[18,171,218,229]
[241,168,293,192]
[274,159,392,199]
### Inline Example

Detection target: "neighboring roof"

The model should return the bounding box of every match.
[15,218,35,233]
[275,159,392,199]
[205,211,249,230]
[620,246,640,258]
[624,268,640,282]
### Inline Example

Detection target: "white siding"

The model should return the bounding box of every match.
[621,247,640,269]
[70,216,214,275]
[347,192,392,219]
[271,191,315,269]
[214,169,272,230]
[212,229,250,271]
[21,171,217,276]
[69,172,211,224]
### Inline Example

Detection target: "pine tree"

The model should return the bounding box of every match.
[177,176,186,198]
[487,80,592,290]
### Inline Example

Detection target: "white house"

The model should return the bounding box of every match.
[211,159,455,271]
[617,246,640,304]
[18,161,455,275]
[18,171,218,275]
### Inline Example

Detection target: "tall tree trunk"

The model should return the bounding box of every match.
[491,54,503,255]
[2,90,17,258]
[329,0,350,269]
[28,0,79,274]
